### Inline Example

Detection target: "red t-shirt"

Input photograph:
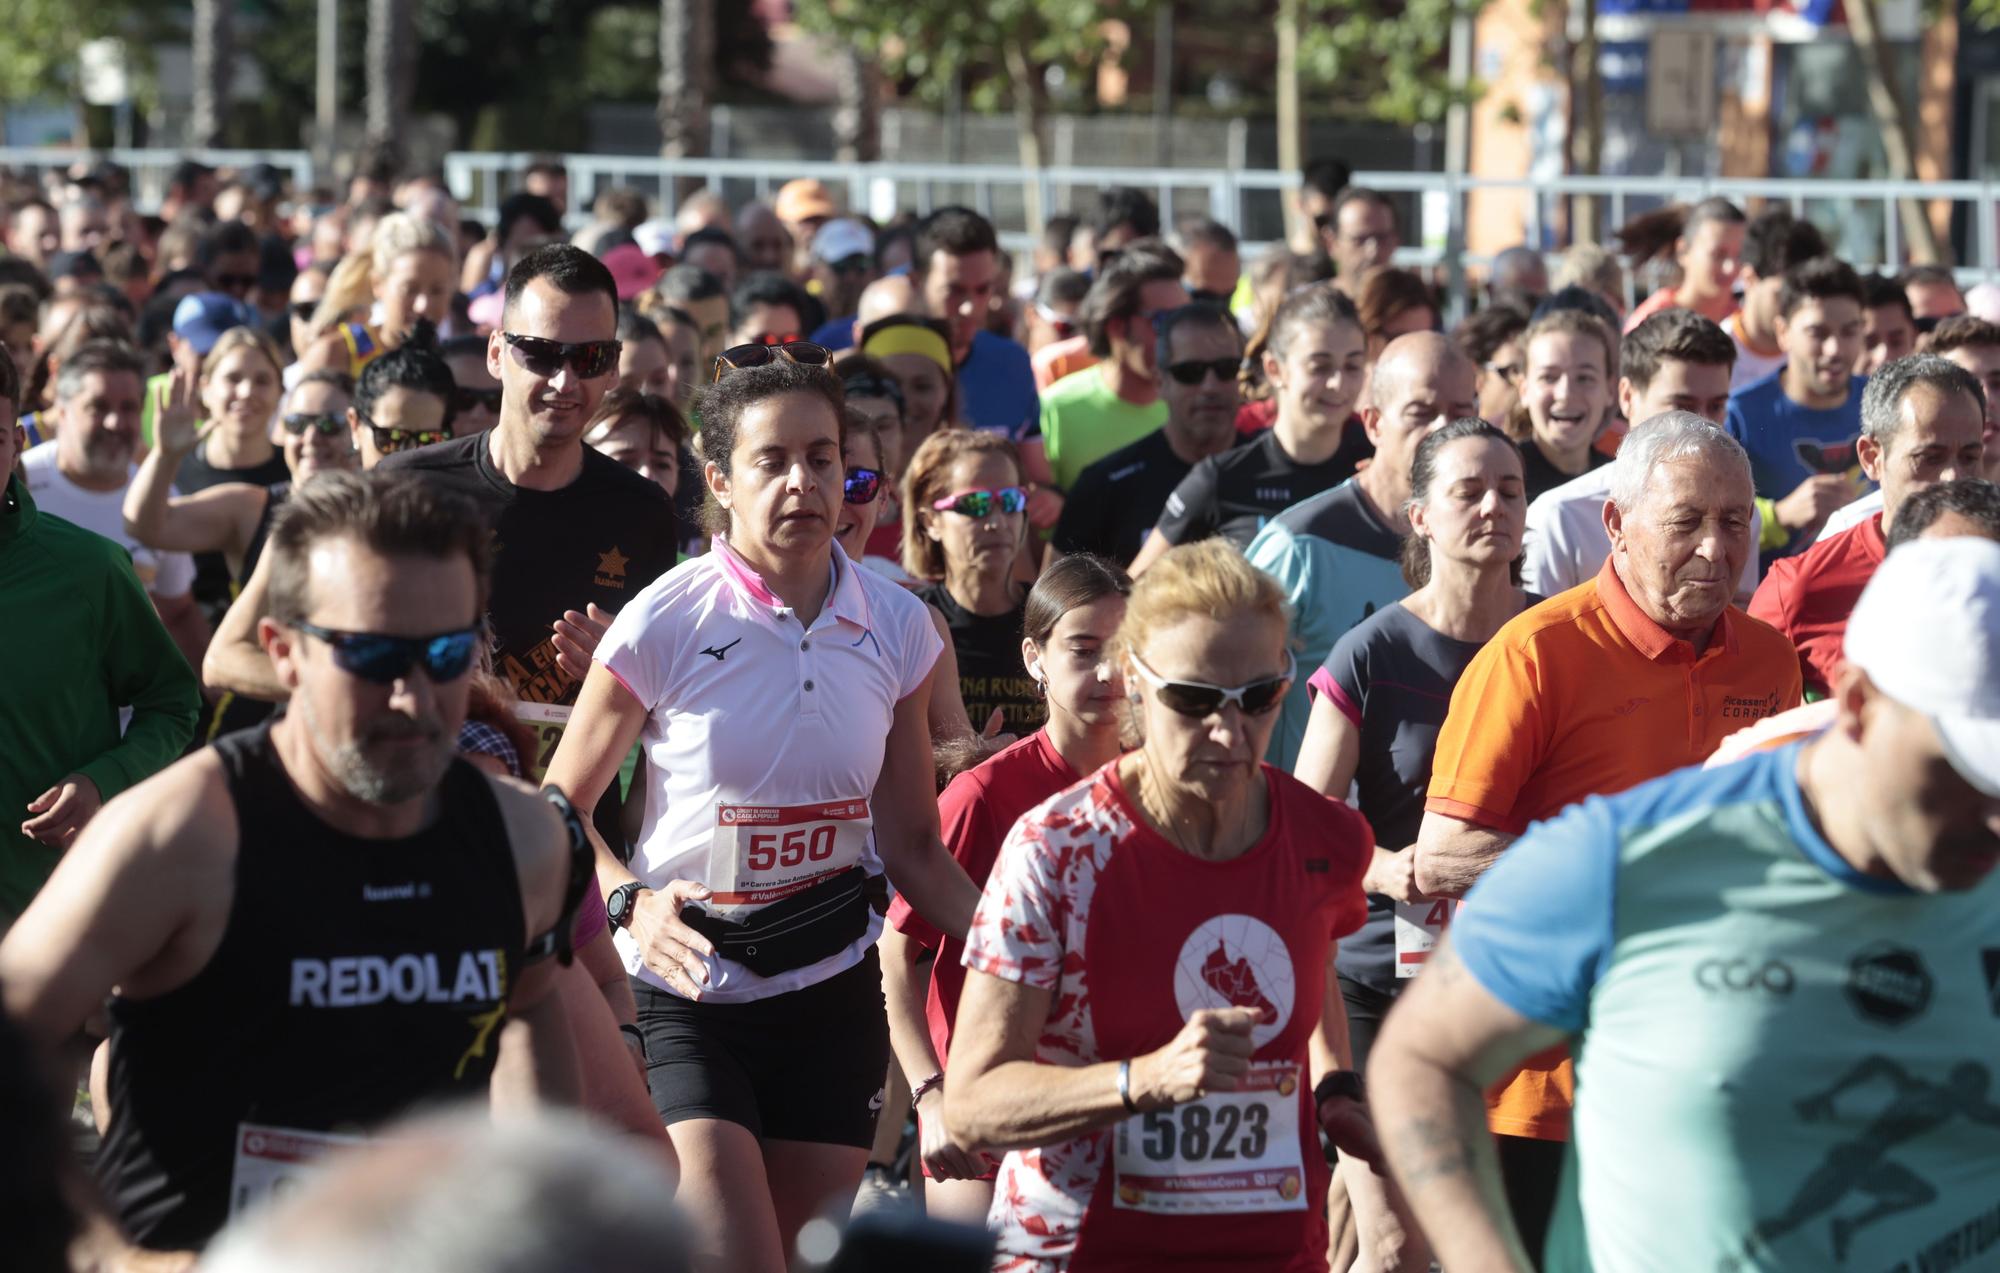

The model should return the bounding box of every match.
[1234,398,1277,436]
[964,761,1371,1271]
[887,728,1082,1068]
[1622,286,1737,334]
[1748,513,1888,696]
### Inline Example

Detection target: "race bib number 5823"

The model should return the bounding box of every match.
[1113,1061,1307,1215]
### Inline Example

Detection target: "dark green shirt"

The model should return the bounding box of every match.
[0,476,201,918]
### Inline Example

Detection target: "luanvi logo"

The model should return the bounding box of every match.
[700,637,743,662]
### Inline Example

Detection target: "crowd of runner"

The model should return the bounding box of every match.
[0,151,1997,1272]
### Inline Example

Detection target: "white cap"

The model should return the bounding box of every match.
[811,218,875,265]
[1844,536,2000,795]
[633,217,676,258]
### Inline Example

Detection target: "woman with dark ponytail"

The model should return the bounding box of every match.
[1291,417,1537,1268]
[1617,197,1747,333]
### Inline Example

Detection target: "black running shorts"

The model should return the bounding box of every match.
[633,948,891,1148]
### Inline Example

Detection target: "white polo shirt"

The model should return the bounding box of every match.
[1521,463,1761,602]
[597,535,942,1002]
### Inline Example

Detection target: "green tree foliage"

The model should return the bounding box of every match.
[0,0,176,109]
[1297,0,1484,125]
[793,0,1153,115]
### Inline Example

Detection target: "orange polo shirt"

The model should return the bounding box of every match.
[1426,556,1802,1140]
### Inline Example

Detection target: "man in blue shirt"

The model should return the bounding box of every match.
[1726,256,1871,553]
[810,207,1040,446]
[1367,536,2000,1272]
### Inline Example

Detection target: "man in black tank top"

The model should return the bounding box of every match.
[0,472,584,1260]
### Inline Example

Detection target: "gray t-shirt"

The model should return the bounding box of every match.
[1312,598,1534,993]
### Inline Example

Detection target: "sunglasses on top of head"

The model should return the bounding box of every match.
[502,332,623,379]
[930,486,1027,519]
[291,622,482,685]
[844,467,885,506]
[1128,650,1296,718]
[711,340,833,383]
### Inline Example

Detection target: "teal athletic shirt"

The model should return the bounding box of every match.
[1453,741,2000,1273]
[1244,478,1407,772]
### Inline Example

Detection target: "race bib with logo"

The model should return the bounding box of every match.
[230,1122,365,1217]
[1112,1061,1308,1216]
[707,798,870,912]
[1394,898,1455,978]
[510,702,571,783]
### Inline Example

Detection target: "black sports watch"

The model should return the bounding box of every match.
[606,881,646,930]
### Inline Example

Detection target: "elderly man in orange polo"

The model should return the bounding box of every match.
[1409,409,1804,1263]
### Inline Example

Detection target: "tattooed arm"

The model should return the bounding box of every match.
[1365,937,1570,1272]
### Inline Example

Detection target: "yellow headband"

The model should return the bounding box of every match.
[862,324,953,374]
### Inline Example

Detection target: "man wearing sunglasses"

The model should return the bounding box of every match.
[1054,302,1243,566]
[379,245,677,801]
[0,472,588,1261]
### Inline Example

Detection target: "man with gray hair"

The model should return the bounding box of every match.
[202,1109,691,1273]
[1409,410,1801,1257]
[1751,353,1987,696]
[1487,245,1550,311]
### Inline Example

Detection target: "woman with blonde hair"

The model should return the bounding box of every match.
[945,538,1379,1271]
[167,325,291,619]
[294,211,457,379]
[903,428,1042,738]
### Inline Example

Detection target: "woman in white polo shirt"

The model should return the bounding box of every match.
[543,351,981,1273]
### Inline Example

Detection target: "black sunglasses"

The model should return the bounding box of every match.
[289,300,320,322]
[215,272,258,294]
[503,332,622,380]
[1164,357,1241,386]
[453,386,503,414]
[358,410,450,454]
[292,622,481,685]
[712,340,833,383]
[844,466,884,506]
[1129,651,1295,718]
[282,412,345,437]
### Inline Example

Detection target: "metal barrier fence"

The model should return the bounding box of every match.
[5,145,1999,305]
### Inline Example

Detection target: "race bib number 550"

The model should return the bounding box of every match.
[706,799,870,912]
[1113,1061,1307,1216]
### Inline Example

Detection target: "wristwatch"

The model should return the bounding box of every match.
[606,881,645,930]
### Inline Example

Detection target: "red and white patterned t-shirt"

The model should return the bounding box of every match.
[962,759,1371,1272]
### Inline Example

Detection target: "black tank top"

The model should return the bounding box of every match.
[174,444,292,625]
[196,483,292,745]
[97,722,527,1250]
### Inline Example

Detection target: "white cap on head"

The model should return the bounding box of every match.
[811,218,875,266]
[634,218,676,258]
[1844,536,2000,796]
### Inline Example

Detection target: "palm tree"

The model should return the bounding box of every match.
[658,0,712,159]
[366,0,414,163]
[190,0,233,148]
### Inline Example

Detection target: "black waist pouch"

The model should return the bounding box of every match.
[681,866,871,977]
